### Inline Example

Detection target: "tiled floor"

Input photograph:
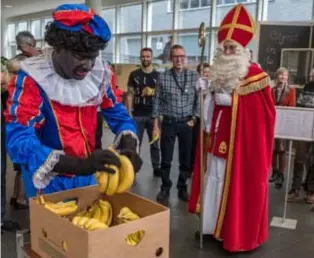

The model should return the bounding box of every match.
[1,129,314,258]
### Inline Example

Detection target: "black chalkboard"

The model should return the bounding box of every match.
[258,24,311,79]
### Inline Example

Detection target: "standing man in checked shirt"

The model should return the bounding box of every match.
[153,44,199,202]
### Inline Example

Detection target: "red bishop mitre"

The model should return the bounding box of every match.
[217,4,256,48]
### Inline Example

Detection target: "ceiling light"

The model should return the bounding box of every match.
[4,5,13,8]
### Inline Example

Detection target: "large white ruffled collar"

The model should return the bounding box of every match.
[20,48,109,107]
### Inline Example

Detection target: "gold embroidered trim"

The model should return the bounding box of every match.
[237,76,270,96]
[214,93,239,238]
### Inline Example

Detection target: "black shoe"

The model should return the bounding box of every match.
[269,170,279,183]
[275,173,284,189]
[1,219,20,232]
[178,189,189,202]
[153,168,161,177]
[156,189,170,202]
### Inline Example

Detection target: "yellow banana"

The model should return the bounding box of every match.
[77,217,90,228]
[44,203,78,217]
[126,235,137,246]
[98,200,113,226]
[87,221,108,231]
[45,200,77,210]
[117,207,140,224]
[149,132,159,145]
[98,203,109,225]
[137,229,145,239]
[37,195,46,205]
[96,172,109,193]
[92,205,102,221]
[84,218,100,231]
[116,155,134,194]
[76,209,88,217]
[126,230,144,246]
[72,216,83,226]
[105,166,120,196]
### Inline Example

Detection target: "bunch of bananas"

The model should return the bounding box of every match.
[117,207,145,246]
[37,195,78,217]
[126,230,145,246]
[142,87,155,97]
[117,207,140,224]
[71,199,113,231]
[95,148,134,196]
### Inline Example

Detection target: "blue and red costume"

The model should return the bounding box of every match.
[4,4,138,198]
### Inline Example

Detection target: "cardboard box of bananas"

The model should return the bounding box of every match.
[31,186,170,258]
[31,147,170,257]
[35,147,146,244]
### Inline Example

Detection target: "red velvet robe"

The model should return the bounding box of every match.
[189,63,276,252]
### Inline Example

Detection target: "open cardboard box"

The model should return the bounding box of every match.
[29,185,170,258]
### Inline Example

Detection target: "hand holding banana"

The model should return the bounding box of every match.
[149,131,160,145]
[95,147,135,195]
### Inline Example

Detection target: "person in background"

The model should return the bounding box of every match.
[95,63,118,148]
[196,63,210,78]
[126,48,161,177]
[4,4,142,198]
[110,64,124,104]
[153,44,199,202]
[8,31,40,73]
[270,67,296,189]
[1,57,20,232]
[6,31,40,209]
[189,4,275,251]
[160,36,173,64]
[288,68,314,203]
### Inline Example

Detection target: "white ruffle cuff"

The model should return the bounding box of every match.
[32,150,64,189]
[113,130,140,153]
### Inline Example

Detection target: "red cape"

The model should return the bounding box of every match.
[189,63,276,252]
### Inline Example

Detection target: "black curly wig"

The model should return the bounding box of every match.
[44,22,108,55]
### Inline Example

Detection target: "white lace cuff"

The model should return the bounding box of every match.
[113,130,140,153]
[32,150,64,189]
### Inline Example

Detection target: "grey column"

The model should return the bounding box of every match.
[85,0,102,14]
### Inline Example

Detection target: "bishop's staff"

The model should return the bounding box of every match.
[198,22,206,250]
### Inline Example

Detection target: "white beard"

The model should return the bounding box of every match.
[210,44,250,93]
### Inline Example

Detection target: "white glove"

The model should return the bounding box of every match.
[214,93,232,106]
[204,93,214,133]
[196,77,210,91]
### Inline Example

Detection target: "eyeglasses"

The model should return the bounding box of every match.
[172,55,186,59]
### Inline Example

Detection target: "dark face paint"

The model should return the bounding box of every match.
[53,49,99,80]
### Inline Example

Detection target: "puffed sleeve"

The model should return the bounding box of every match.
[100,67,139,151]
[4,71,63,189]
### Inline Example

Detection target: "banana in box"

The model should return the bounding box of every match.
[29,185,170,258]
